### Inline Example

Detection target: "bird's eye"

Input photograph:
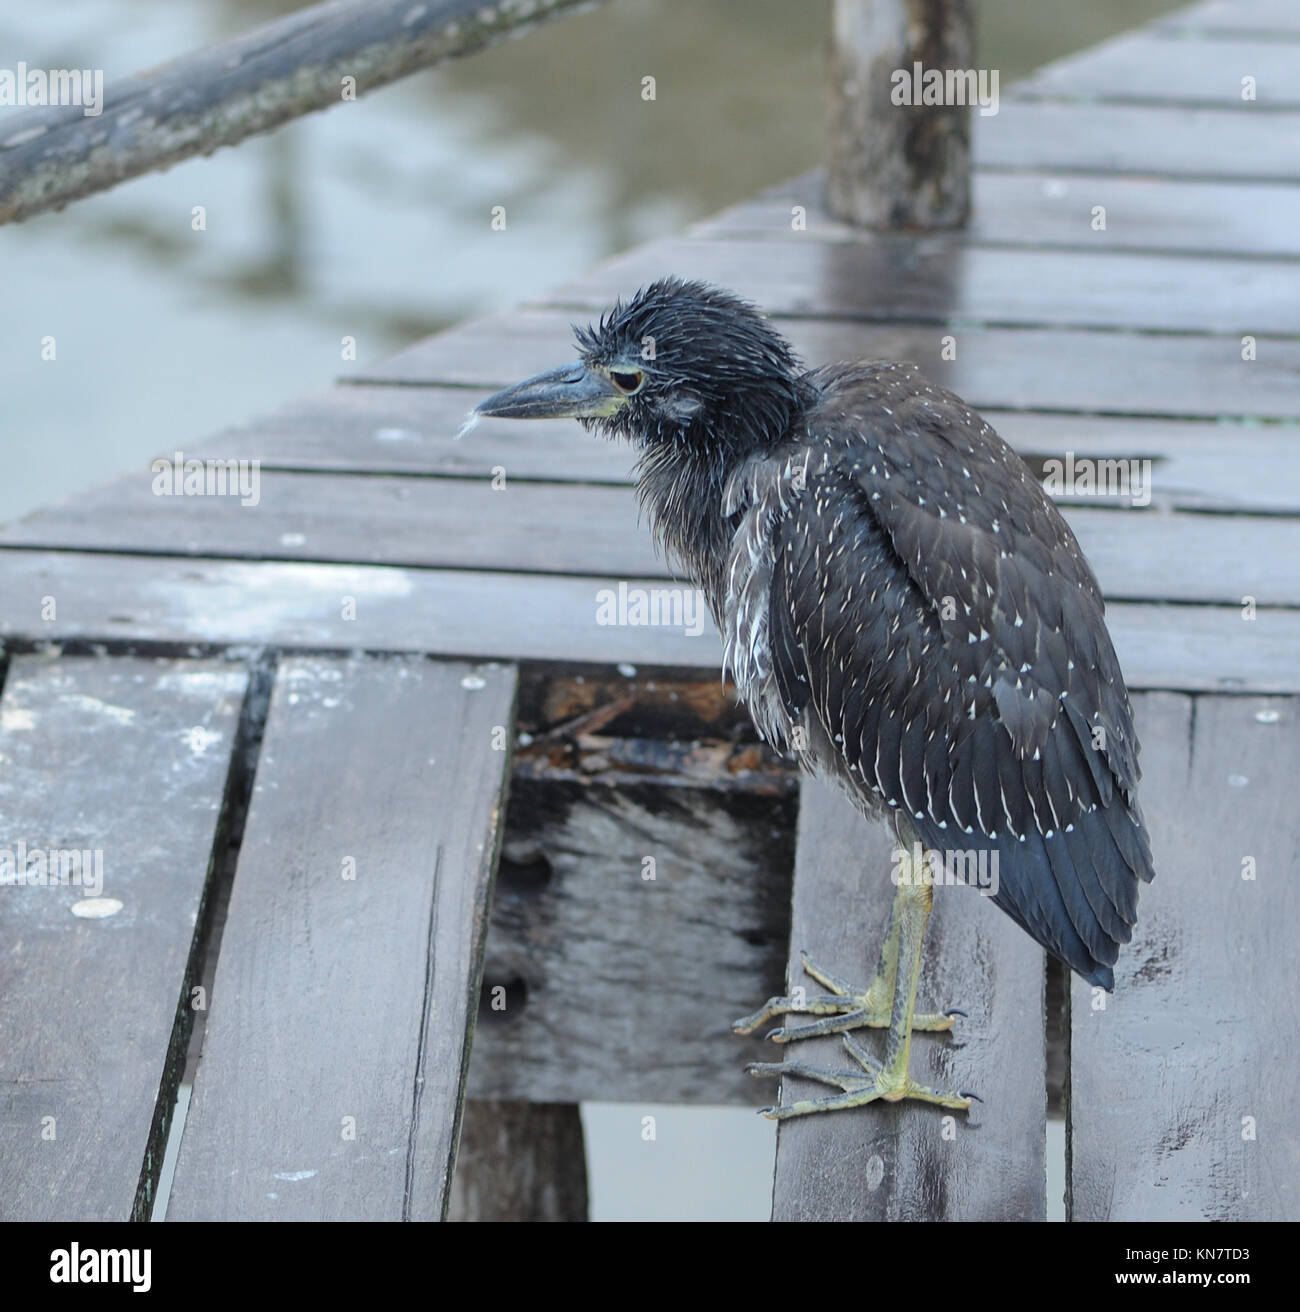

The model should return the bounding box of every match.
[610,370,645,395]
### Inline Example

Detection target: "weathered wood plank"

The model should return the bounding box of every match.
[196,385,1300,515]
[545,236,1300,336]
[1,551,1298,695]
[6,471,1299,606]
[166,655,517,1221]
[0,655,247,1221]
[466,776,795,1104]
[770,780,1046,1221]
[1015,33,1300,108]
[1069,692,1300,1221]
[975,102,1300,182]
[356,309,1300,420]
[0,551,723,669]
[0,470,658,577]
[693,170,1300,260]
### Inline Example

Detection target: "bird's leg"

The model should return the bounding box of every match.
[743,859,975,1118]
[732,877,961,1043]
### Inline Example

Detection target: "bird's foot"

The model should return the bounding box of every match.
[732,950,963,1043]
[746,1034,978,1120]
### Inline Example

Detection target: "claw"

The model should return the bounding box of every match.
[733,953,959,1042]
[745,1061,785,1077]
[735,875,981,1120]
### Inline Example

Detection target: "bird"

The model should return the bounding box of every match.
[470,277,1156,1119]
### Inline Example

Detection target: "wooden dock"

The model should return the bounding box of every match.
[1,0,1297,1221]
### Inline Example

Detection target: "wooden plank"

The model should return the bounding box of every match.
[1,551,1298,694]
[1159,0,1300,35]
[975,102,1300,182]
[356,309,1300,420]
[196,384,1300,515]
[6,470,1300,606]
[0,470,661,580]
[0,551,724,670]
[1069,692,1300,1221]
[544,236,1300,336]
[770,779,1045,1221]
[994,420,1300,515]
[1015,33,1300,108]
[0,655,247,1221]
[693,170,1300,260]
[166,655,517,1221]
[466,776,794,1104]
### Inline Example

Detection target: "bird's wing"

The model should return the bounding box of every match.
[728,362,1154,986]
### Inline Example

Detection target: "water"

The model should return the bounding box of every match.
[1,0,1179,1222]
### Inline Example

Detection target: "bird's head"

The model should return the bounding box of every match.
[472,278,807,458]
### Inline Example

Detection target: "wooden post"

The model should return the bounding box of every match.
[827,0,976,230]
[448,1102,589,1222]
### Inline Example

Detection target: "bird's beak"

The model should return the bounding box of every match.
[473,362,625,421]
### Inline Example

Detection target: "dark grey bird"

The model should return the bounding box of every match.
[472,278,1155,1118]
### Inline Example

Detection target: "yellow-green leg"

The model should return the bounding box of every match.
[732,879,964,1043]
[739,865,976,1119]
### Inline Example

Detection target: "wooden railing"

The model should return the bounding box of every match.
[0,0,607,225]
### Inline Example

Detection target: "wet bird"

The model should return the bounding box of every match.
[472,278,1155,1118]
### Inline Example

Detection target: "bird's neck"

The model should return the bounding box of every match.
[632,376,817,613]
[634,437,736,616]
[634,414,804,619]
